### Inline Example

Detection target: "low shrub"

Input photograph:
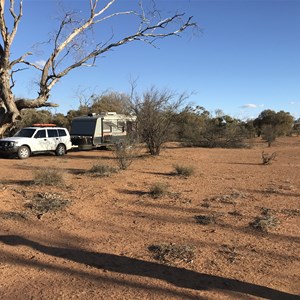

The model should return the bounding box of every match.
[24,192,70,217]
[261,151,277,165]
[88,163,118,177]
[173,164,195,177]
[148,242,195,264]
[149,182,169,199]
[250,209,279,232]
[33,169,65,186]
[194,214,216,225]
[115,143,135,170]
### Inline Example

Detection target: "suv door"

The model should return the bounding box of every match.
[47,129,60,150]
[32,129,48,151]
[58,129,71,150]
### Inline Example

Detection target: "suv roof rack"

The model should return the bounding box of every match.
[32,123,57,127]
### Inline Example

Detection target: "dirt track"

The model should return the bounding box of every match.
[0,138,299,299]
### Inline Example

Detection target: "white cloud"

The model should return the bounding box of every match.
[35,60,46,67]
[240,103,258,109]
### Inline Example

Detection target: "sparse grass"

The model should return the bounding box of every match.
[149,182,169,199]
[24,192,70,217]
[148,242,195,264]
[205,190,251,205]
[173,164,195,177]
[0,211,27,220]
[250,209,279,232]
[88,163,118,177]
[33,169,65,186]
[194,214,216,225]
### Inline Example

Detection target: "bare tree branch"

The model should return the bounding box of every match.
[10,67,27,88]
[15,97,59,109]
[10,51,32,67]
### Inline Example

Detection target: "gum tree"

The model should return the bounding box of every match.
[0,0,196,136]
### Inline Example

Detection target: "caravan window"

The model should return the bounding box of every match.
[103,121,112,133]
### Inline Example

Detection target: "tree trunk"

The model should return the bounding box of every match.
[0,70,21,137]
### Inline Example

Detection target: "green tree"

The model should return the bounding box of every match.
[90,92,131,115]
[175,105,210,143]
[254,109,294,146]
[176,108,251,148]
[52,113,69,129]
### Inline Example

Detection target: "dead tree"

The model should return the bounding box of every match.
[0,0,196,136]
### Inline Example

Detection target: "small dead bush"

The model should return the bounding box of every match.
[194,214,216,225]
[24,192,70,217]
[88,163,118,177]
[173,164,195,177]
[148,243,195,264]
[219,244,239,263]
[250,209,279,232]
[149,182,169,199]
[261,151,277,165]
[33,169,65,186]
[115,143,135,170]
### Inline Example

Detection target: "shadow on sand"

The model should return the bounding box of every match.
[0,235,299,300]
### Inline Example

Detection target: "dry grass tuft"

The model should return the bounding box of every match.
[88,163,118,177]
[149,182,169,199]
[250,208,279,232]
[0,211,27,220]
[173,164,195,177]
[33,169,65,186]
[194,214,216,225]
[148,242,195,264]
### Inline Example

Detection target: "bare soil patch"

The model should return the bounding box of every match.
[0,137,299,299]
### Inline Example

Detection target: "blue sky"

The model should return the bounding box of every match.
[7,0,300,119]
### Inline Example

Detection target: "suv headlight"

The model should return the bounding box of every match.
[5,141,16,147]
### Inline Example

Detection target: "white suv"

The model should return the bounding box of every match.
[0,125,72,159]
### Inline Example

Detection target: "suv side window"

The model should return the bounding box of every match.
[34,129,46,138]
[47,129,58,137]
[58,129,67,137]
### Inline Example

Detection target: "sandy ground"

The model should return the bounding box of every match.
[0,137,299,300]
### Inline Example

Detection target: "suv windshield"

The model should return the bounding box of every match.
[14,128,36,138]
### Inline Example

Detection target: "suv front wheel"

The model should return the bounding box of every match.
[17,145,31,159]
[55,144,66,156]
